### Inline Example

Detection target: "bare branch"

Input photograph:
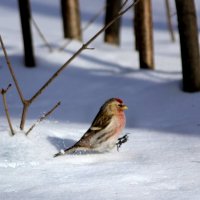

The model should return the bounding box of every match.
[20,100,30,130]
[0,1,139,130]
[25,101,61,135]
[85,47,95,50]
[1,84,15,136]
[119,0,129,13]
[3,84,12,93]
[165,0,175,42]
[58,40,71,52]
[82,6,106,32]
[0,36,25,103]
[29,0,138,104]
[0,36,29,130]
[31,17,53,52]
[59,5,106,51]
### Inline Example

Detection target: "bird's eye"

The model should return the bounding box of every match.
[118,104,123,107]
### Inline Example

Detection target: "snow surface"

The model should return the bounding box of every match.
[1,0,200,199]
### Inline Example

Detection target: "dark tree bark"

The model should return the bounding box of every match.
[134,0,154,69]
[175,0,200,92]
[18,0,35,67]
[61,0,82,41]
[104,0,121,45]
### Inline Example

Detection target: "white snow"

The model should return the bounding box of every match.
[1,0,200,199]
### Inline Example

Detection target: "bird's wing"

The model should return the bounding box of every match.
[90,110,112,132]
[78,111,113,144]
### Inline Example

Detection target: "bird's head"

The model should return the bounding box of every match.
[102,98,128,115]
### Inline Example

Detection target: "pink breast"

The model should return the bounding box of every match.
[116,112,126,135]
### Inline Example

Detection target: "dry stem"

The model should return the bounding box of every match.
[0,35,29,130]
[1,84,15,136]
[25,101,61,135]
[31,17,53,52]
[0,0,139,130]
[59,5,106,51]
[20,100,30,130]
[165,0,175,42]
[29,0,138,104]
[0,36,25,103]
[27,0,139,128]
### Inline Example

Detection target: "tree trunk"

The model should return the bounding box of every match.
[61,0,82,41]
[134,0,154,69]
[18,0,35,67]
[175,0,200,92]
[104,0,121,45]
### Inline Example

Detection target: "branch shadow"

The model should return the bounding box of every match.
[61,48,134,74]
[1,52,200,137]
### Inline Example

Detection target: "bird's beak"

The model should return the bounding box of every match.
[121,104,128,110]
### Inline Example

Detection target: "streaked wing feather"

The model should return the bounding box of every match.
[91,110,112,131]
[79,110,112,143]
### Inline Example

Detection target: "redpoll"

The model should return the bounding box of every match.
[54,98,128,157]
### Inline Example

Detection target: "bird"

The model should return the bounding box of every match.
[54,98,128,157]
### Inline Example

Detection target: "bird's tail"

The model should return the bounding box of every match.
[53,145,88,158]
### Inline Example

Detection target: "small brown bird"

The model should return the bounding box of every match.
[54,98,128,157]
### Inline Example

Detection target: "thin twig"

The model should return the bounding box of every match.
[25,101,61,135]
[82,6,106,32]
[31,17,53,52]
[0,1,139,130]
[1,84,15,136]
[165,0,175,42]
[58,40,71,52]
[85,47,95,50]
[20,101,30,130]
[0,36,25,103]
[59,5,106,51]
[29,0,139,104]
[119,0,129,13]
[0,35,30,130]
